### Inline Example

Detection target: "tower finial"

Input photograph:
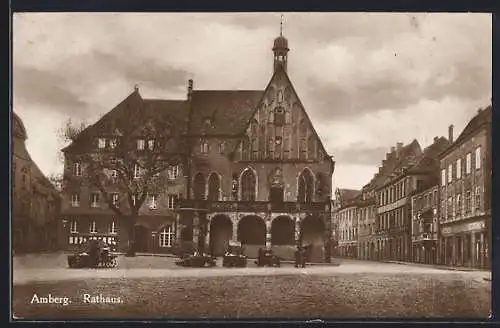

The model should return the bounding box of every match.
[280,14,284,37]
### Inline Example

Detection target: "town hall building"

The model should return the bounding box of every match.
[60,30,335,262]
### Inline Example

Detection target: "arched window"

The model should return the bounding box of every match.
[240,169,256,201]
[298,169,314,203]
[159,226,174,247]
[207,173,220,201]
[193,173,205,200]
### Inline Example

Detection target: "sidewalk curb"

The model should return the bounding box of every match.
[381,260,489,272]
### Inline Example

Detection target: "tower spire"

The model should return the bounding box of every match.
[280,14,283,37]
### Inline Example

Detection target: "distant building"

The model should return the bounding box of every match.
[335,188,361,258]
[357,180,377,261]
[12,112,63,253]
[438,106,492,269]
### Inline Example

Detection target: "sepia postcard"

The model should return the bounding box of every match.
[11,12,492,320]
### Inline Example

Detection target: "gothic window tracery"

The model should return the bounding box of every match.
[207,173,220,201]
[298,169,314,203]
[241,169,256,201]
[241,136,250,160]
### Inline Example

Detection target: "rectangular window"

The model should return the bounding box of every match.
[90,193,100,208]
[109,221,117,234]
[475,147,481,170]
[168,194,178,210]
[447,164,453,183]
[465,191,472,214]
[159,226,175,247]
[149,194,158,209]
[73,163,82,176]
[201,140,209,154]
[456,194,462,217]
[111,193,119,207]
[466,153,472,174]
[218,142,225,154]
[475,187,482,211]
[134,164,141,179]
[168,165,179,180]
[456,159,462,179]
[70,220,78,233]
[71,193,80,207]
[90,220,97,233]
[98,138,106,149]
[137,139,145,150]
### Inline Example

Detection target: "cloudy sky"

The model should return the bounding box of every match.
[12,12,491,190]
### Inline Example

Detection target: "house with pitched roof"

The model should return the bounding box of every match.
[334,188,362,258]
[60,31,335,261]
[438,106,491,269]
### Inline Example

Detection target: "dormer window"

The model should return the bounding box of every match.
[109,138,117,149]
[98,138,106,149]
[137,139,145,150]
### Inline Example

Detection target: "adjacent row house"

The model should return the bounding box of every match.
[332,105,491,269]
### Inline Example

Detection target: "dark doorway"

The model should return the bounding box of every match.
[209,215,233,256]
[238,216,266,245]
[271,216,295,245]
[134,225,150,252]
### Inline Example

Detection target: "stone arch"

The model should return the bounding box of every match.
[297,168,315,203]
[207,172,220,201]
[238,215,266,245]
[271,216,295,245]
[209,214,233,256]
[239,167,257,201]
[300,215,325,245]
[193,172,205,200]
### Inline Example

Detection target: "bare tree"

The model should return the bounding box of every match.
[60,106,186,256]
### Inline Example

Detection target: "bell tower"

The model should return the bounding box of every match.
[273,15,289,73]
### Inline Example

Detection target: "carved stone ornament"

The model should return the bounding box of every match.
[269,167,284,188]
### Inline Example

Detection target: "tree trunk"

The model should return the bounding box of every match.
[125,214,138,257]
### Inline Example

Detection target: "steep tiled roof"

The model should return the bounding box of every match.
[188,90,264,136]
[62,91,189,153]
[441,105,492,157]
[13,112,27,140]
[338,188,361,203]
[409,136,451,174]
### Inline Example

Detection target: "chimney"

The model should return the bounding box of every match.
[448,124,454,143]
[391,146,396,153]
[385,152,391,160]
[187,79,193,100]
[434,136,439,143]
[477,107,482,114]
